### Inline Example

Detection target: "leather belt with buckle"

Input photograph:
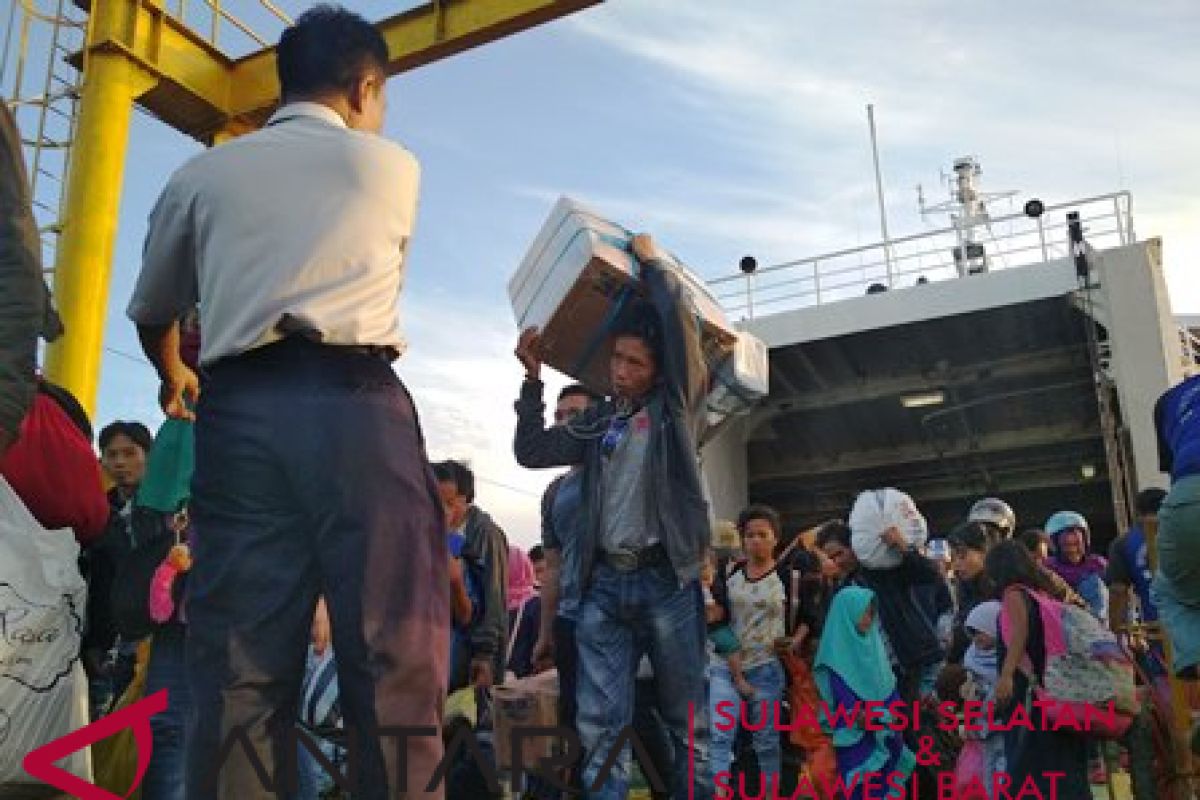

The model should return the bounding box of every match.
[600,543,668,573]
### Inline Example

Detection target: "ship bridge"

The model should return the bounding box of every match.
[702,192,1184,548]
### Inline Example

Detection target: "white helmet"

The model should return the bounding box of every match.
[968,497,1016,538]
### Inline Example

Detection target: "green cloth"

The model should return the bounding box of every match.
[814,586,895,702]
[135,418,195,513]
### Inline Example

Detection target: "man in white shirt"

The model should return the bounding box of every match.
[127,7,448,798]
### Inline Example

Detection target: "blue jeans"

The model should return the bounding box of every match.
[142,624,191,800]
[707,660,785,788]
[575,561,710,800]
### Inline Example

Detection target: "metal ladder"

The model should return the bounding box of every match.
[1,0,85,282]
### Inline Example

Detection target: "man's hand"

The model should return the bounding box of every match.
[532,636,555,674]
[631,233,663,266]
[311,597,331,656]
[995,673,1014,705]
[448,556,465,590]
[515,327,542,381]
[0,426,14,459]
[881,526,908,551]
[159,363,200,421]
[470,658,494,689]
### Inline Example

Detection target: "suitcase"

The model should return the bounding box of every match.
[508,196,737,394]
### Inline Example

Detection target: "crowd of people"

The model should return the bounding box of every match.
[4,5,1200,800]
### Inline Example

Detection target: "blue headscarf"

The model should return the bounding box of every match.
[814,586,896,702]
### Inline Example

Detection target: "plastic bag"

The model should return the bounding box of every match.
[92,640,150,798]
[954,739,989,800]
[135,418,194,514]
[0,475,91,784]
[0,388,108,544]
[848,488,928,569]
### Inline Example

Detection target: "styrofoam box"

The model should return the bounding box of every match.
[509,196,737,395]
[707,330,769,416]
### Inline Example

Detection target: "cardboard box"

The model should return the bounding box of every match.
[492,669,559,771]
[509,197,737,394]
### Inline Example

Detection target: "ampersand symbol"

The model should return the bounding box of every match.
[915,735,940,767]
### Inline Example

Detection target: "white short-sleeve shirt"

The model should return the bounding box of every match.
[127,102,420,366]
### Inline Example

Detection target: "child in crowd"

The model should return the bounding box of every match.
[702,550,756,699]
[960,601,1007,796]
[815,587,915,800]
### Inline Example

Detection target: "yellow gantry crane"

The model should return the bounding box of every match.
[3,0,599,414]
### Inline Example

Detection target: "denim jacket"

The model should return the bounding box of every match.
[514,258,711,589]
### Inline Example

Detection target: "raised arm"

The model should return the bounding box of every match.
[512,327,590,468]
[633,235,709,428]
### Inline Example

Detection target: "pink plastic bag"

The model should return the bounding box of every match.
[955,739,989,800]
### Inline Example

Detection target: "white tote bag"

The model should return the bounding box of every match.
[0,475,91,783]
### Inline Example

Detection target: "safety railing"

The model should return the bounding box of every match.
[710,191,1135,320]
[164,0,293,56]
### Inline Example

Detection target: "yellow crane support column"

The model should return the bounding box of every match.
[43,46,154,414]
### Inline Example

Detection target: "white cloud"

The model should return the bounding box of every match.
[400,295,570,550]
[565,0,1200,306]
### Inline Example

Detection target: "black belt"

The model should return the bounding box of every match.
[600,543,669,572]
[213,336,398,369]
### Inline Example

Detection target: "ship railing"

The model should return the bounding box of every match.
[709,191,1134,321]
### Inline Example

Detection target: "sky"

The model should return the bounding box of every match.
[15,0,1200,549]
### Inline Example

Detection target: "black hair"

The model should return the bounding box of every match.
[984,540,1055,594]
[1017,528,1050,555]
[947,521,990,554]
[736,504,782,539]
[815,519,852,550]
[432,460,475,503]
[1136,488,1167,518]
[277,5,388,100]
[611,301,663,370]
[558,383,602,404]
[528,544,545,563]
[98,421,153,454]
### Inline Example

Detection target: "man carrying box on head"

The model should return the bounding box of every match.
[513,233,712,800]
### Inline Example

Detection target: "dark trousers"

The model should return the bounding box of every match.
[144,623,191,800]
[184,339,449,799]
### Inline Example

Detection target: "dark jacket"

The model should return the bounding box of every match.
[81,489,169,656]
[462,504,509,682]
[514,258,711,588]
[840,547,946,672]
[0,102,61,436]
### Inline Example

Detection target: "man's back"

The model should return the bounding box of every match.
[130,103,419,365]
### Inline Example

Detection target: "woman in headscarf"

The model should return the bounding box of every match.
[506,545,542,679]
[814,587,915,800]
[989,541,1091,800]
[1044,512,1109,624]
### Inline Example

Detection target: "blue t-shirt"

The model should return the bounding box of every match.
[447,532,484,690]
[1107,526,1157,623]
[543,472,584,621]
[1156,375,1200,481]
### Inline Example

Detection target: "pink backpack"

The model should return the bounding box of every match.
[1000,586,1136,739]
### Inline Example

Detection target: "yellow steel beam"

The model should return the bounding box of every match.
[225,0,601,130]
[43,45,155,413]
[70,0,602,141]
